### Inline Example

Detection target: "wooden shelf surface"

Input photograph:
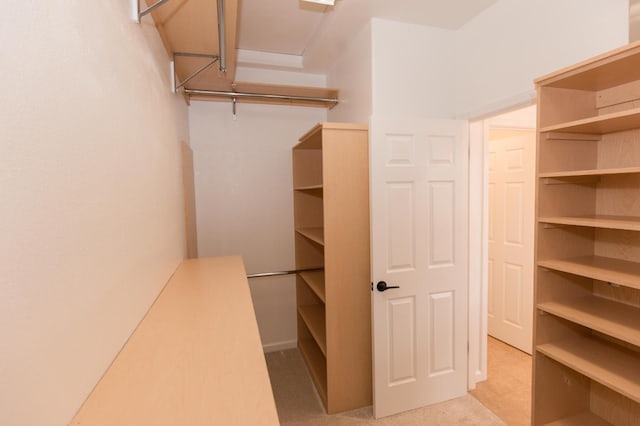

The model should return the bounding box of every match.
[538,296,640,347]
[298,338,328,406]
[538,215,640,232]
[294,184,323,191]
[300,270,326,303]
[539,167,640,179]
[296,227,325,246]
[71,256,279,426]
[540,108,640,135]
[543,411,612,426]
[535,41,640,91]
[538,256,640,290]
[298,304,327,356]
[537,336,640,404]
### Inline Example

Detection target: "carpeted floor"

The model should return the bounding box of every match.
[265,348,506,425]
[469,337,532,426]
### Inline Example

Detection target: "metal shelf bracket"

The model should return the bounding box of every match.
[133,0,172,23]
[172,52,220,93]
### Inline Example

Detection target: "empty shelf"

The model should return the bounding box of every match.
[539,167,640,178]
[538,256,640,290]
[538,296,640,347]
[298,304,326,356]
[299,270,326,302]
[538,215,640,231]
[537,336,640,404]
[543,411,611,426]
[294,184,323,191]
[296,227,325,246]
[298,337,327,406]
[540,108,640,134]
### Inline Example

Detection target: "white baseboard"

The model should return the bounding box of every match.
[262,339,297,353]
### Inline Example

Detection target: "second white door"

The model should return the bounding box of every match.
[487,130,535,354]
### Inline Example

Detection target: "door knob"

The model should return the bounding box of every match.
[376,281,400,292]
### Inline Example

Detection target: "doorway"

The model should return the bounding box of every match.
[469,104,536,425]
[486,119,535,354]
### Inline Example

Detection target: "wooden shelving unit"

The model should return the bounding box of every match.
[533,42,640,425]
[292,122,371,414]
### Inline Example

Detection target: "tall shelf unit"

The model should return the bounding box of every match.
[292,122,371,414]
[533,42,640,425]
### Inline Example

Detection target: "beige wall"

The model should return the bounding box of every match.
[0,1,189,425]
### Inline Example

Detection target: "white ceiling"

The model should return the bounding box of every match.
[236,0,498,73]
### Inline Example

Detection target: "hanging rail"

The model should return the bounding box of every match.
[246,267,323,279]
[183,89,339,105]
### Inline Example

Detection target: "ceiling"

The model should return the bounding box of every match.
[236,0,498,73]
[143,0,498,105]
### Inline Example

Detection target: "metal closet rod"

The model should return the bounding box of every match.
[246,267,323,279]
[183,89,339,104]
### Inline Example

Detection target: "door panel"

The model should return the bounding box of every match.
[487,131,535,354]
[371,116,468,418]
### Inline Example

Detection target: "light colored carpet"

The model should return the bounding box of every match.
[469,337,532,426]
[265,349,506,425]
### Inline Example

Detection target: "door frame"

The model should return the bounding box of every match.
[467,97,536,389]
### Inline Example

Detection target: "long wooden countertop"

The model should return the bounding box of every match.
[71,256,279,425]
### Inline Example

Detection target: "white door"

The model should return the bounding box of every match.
[370,116,469,419]
[487,131,535,354]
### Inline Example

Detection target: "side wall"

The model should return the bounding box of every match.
[189,100,326,351]
[371,18,457,118]
[327,22,372,123]
[0,1,189,424]
[455,0,629,118]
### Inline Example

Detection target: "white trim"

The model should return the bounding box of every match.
[467,120,487,389]
[468,102,537,389]
[262,339,298,353]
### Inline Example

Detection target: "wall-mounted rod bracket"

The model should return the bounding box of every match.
[172,52,220,93]
[133,0,172,23]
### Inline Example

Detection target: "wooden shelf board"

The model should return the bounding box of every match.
[538,215,640,231]
[543,411,612,426]
[538,296,640,347]
[537,336,640,404]
[298,338,328,407]
[300,270,326,303]
[535,41,640,90]
[296,227,325,246]
[539,108,640,135]
[539,167,640,178]
[538,256,640,290]
[294,184,323,192]
[298,305,327,356]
